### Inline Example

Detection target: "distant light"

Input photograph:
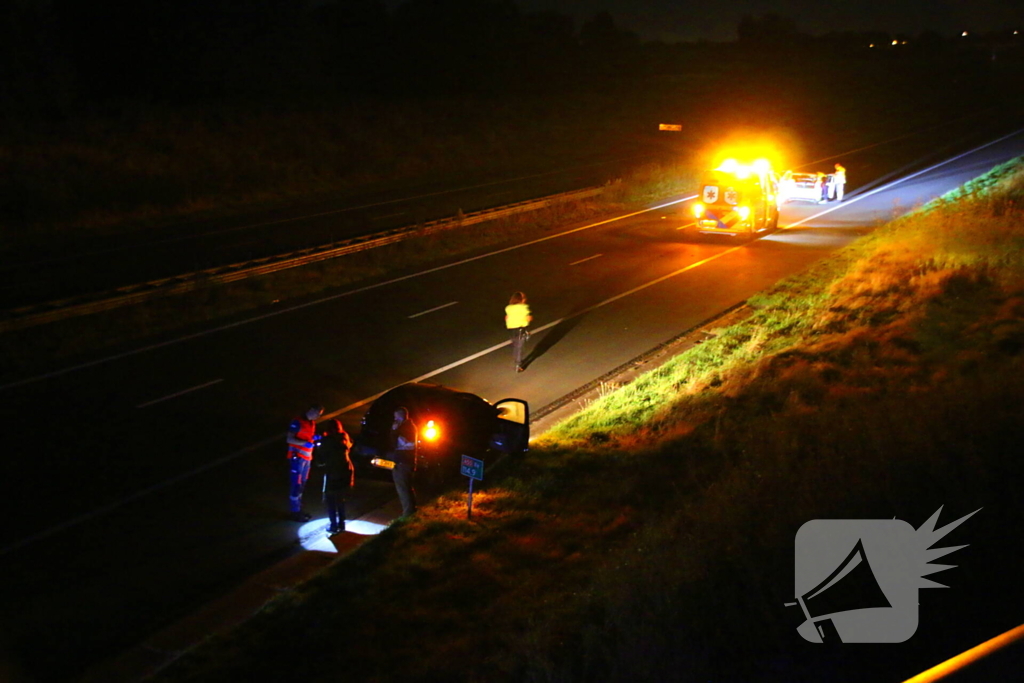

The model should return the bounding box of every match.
[892,39,898,46]
[962,31,969,37]
[901,40,908,45]
[1015,31,1020,36]
[869,43,875,48]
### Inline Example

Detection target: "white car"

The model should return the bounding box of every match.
[780,172,830,203]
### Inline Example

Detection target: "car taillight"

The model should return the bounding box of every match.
[422,420,440,442]
[735,205,751,220]
[693,202,705,218]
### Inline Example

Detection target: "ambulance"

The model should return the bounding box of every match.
[691,158,780,238]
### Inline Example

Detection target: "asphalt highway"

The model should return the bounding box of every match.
[2,125,1024,681]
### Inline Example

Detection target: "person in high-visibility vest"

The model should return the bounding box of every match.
[505,291,533,372]
[286,404,323,522]
[833,163,847,202]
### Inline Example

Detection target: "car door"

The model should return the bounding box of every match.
[489,399,530,454]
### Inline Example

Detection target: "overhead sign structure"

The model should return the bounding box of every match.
[461,455,484,518]
[659,123,683,131]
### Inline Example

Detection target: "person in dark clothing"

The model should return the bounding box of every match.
[388,407,418,517]
[315,418,355,535]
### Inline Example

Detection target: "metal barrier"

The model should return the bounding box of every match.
[0,186,603,332]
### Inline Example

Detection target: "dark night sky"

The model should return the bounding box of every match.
[384,0,1021,43]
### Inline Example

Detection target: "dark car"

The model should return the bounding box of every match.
[351,382,529,481]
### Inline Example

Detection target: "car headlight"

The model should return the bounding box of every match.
[735,205,751,220]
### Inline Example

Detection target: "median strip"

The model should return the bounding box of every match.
[0,187,604,333]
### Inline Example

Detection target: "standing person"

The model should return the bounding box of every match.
[816,172,828,203]
[505,291,532,373]
[315,418,355,535]
[833,163,847,202]
[388,407,418,518]
[286,404,323,522]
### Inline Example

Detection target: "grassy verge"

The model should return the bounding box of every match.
[0,160,696,377]
[0,97,641,244]
[148,160,1024,682]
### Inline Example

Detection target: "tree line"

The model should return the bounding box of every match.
[1,0,644,112]
[1,0,1010,117]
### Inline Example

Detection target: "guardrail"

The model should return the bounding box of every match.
[0,186,604,332]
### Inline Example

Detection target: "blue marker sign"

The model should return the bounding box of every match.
[461,455,484,481]
[461,455,484,518]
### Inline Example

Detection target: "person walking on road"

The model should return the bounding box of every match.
[286,404,323,522]
[505,291,532,373]
[833,163,847,202]
[315,418,355,535]
[388,407,418,518]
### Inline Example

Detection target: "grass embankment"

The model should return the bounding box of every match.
[151,162,1024,682]
[0,160,695,377]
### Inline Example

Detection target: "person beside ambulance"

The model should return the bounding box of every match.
[833,163,847,202]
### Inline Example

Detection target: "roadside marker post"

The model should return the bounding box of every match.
[460,455,484,518]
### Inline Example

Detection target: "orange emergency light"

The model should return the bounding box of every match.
[422,420,440,442]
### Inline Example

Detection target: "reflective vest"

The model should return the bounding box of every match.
[287,417,317,461]
[505,303,531,329]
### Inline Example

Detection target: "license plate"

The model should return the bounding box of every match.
[370,457,396,470]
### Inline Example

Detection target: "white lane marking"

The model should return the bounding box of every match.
[136,379,224,409]
[783,127,1024,230]
[408,301,459,319]
[2,236,745,556]
[676,222,695,230]
[372,211,407,220]
[569,254,603,266]
[1,194,696,392]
